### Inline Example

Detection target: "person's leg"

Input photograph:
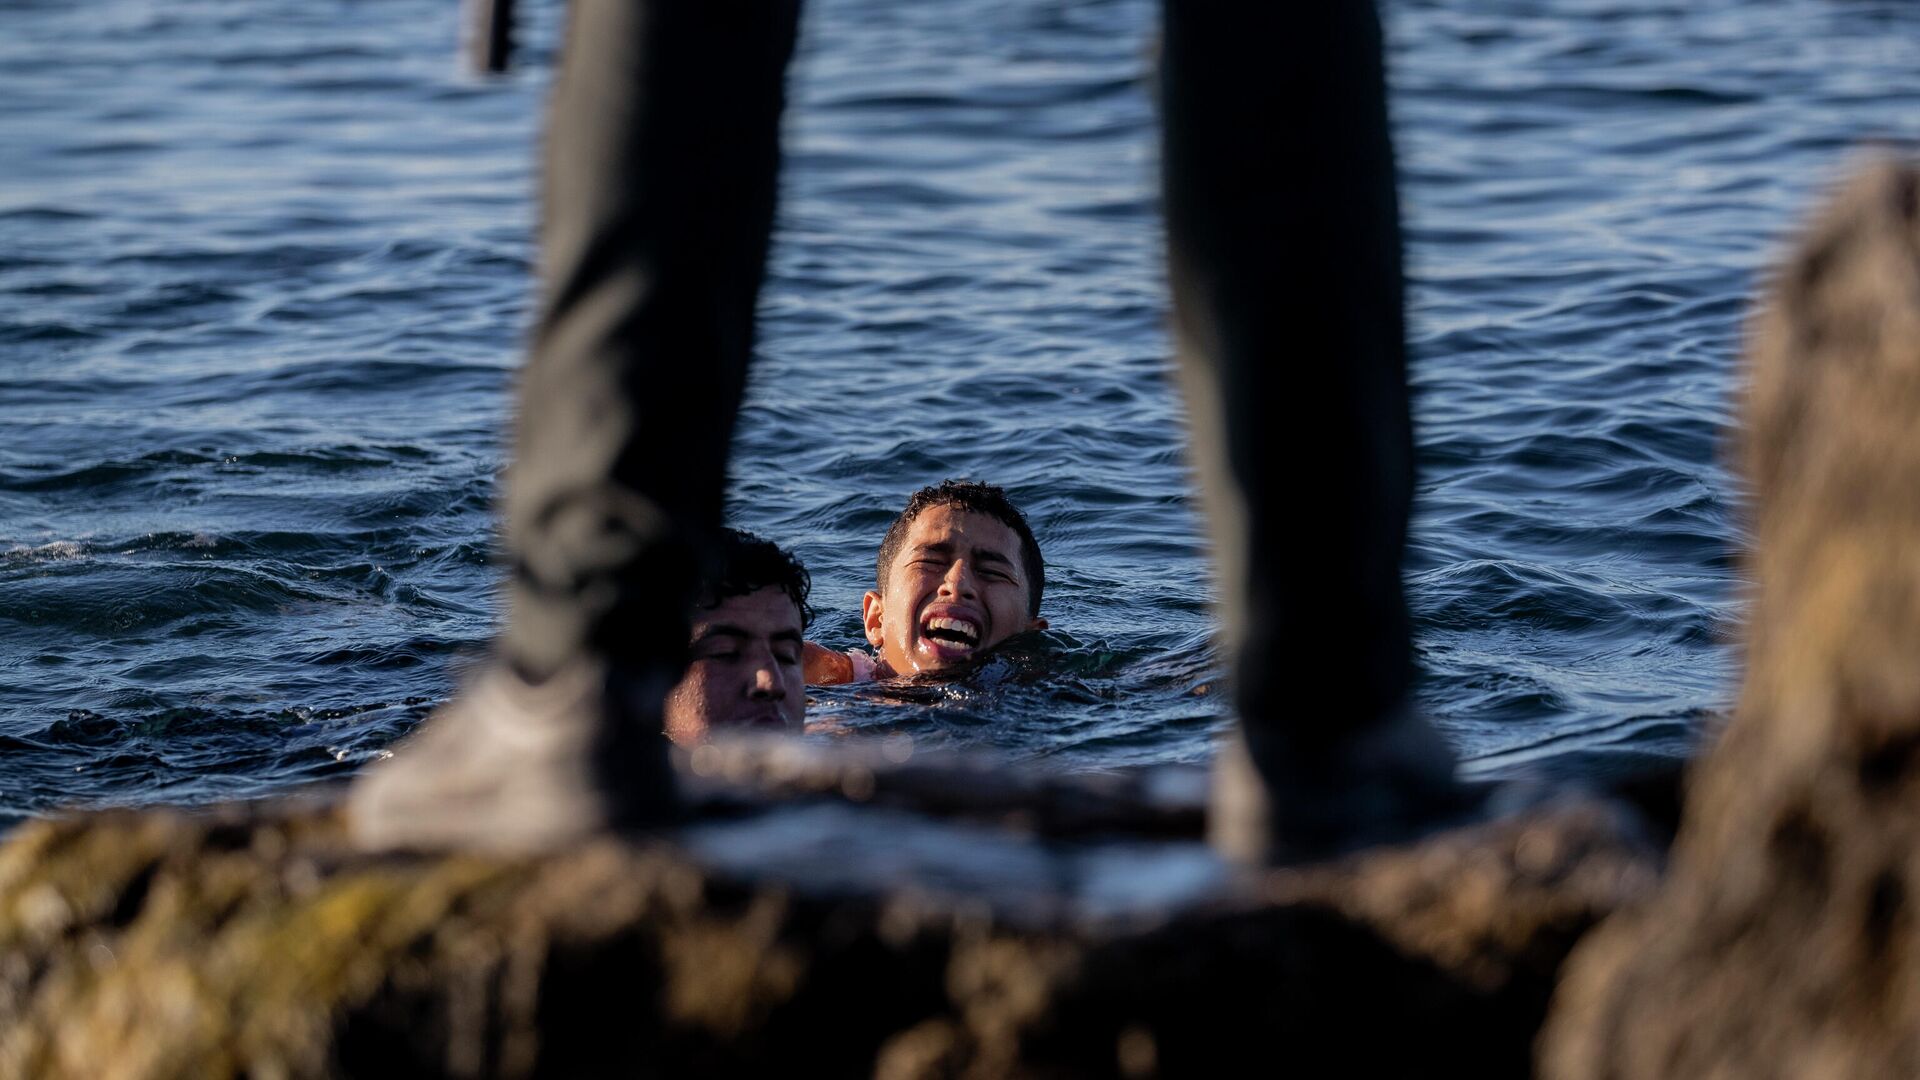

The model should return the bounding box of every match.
[504,0,798,689]
[1159,0,1464,862]
[351,0,801,851]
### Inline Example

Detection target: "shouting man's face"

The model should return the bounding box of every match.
[664,586,806,744]
[862,503,1046,677]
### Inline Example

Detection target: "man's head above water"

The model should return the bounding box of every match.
[664,528,811,745]
[863,480,1048,678]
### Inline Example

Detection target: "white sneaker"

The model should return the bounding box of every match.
[348,658,679,853]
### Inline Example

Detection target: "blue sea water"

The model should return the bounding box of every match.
[3,0,1918,825]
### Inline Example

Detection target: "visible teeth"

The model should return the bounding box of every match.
[925,616,979,643]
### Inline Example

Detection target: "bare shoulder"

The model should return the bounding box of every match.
[803,641,855,685]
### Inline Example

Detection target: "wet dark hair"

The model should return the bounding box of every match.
[697,528,814,630]
[875,480,1044,616]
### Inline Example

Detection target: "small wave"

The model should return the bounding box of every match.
[281,76,420,94]
[0,564,346,635]
[54,139,160,158]
[249,357,503,395]
[1413,558,1690,636]
[0,205,91,222]
[0,322,105,345]
[112,281,246,320]
[0,450,216,493]
[1463,709,1711,775]
[101,242,356,273]
[1,697,437,818]
[3,540,91,564]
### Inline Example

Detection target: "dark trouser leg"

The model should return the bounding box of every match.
[506,0,800,685]
[1159,0,1459,861]
[351,0,800,850]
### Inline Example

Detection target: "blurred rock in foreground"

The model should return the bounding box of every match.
[0,757,1655,1078]
[1543,160,1920,1079]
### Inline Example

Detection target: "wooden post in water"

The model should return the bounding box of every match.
[465,0,515,74]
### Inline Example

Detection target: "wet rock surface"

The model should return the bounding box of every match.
[1541,160,1920,1080]
[0,766,1654,1079]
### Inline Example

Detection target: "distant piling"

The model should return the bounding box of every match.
[464,0,514,74]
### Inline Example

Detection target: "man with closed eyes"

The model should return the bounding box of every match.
[664,528,811,744]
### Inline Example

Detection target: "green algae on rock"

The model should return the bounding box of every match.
[0,778,1653,1079]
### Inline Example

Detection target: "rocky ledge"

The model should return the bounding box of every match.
[0,750,1658,1079]
[1540,160,1920,1079]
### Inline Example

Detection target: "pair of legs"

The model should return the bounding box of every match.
[354,0,1458,860]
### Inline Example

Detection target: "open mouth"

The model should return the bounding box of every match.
[920,613,982,657]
